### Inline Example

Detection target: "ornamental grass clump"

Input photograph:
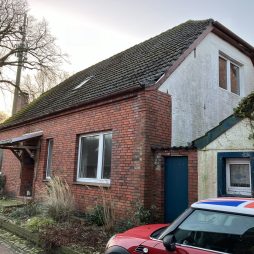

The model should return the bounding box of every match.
[87,187,116,232]
[99,187,115,232]
[43,176,75,222]
[0,173,6,195]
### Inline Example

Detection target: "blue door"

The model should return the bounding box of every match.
[165,156,188,222]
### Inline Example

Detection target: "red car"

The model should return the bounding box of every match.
[105,198,254,254]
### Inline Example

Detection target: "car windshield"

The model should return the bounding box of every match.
[173,209,254,254]
[150,226,168,239]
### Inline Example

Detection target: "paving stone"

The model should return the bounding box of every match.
[0,228,44,254]
[0,242,16,254]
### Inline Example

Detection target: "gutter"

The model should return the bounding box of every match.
[0,86,144,131]
[213,21,254,52]
[212,21,254,65]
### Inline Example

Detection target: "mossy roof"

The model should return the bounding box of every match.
[1,19,213,129]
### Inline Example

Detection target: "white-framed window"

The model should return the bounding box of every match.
[77,132,112,184]
[219,53,241,95]
[226,158,251,196]
[45,139,53,179]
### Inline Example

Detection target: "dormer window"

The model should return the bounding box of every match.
[219,54,241,95]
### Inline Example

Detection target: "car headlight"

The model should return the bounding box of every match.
[106,234,116,249]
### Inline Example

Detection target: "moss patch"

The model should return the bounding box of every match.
[0,198,25,208]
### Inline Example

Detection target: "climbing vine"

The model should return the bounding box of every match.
[234,91,254,141]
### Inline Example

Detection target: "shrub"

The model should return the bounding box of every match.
[26,216,55,232]
[113,204,158,233]
[43,176,75,222]
[114,219,135,233]
[134,204,158,225]
[87,187,115,231]
[101,187,115,232]
[88,205,104,226]
[40,222,110,252]
[10,202,40,220]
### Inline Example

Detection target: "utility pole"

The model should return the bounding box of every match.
[12,14,27,115]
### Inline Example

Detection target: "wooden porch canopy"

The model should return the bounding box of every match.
[0,131,43,161]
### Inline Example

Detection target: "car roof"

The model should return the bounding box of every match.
[191,198,254,215]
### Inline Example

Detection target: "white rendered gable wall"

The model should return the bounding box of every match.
[159,33,254,147]
[197,119,253,199]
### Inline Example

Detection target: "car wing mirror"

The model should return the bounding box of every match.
[163,234,176,252]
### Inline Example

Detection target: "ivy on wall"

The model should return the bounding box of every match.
[234,91,254,141]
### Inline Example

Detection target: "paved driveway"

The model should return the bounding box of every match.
[0,242,16,254]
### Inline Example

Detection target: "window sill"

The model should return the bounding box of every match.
[220,193,253,198]
[73,181,110,188]
[42,179,50,182]
[218,86,241,97]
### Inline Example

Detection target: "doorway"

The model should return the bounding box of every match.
[164,156,188,222]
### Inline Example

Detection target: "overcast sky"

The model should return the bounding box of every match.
[1,0,254,114]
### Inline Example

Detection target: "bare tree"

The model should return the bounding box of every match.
[21,70,70,101]
[0,0,67,91]
[0,111,8,123]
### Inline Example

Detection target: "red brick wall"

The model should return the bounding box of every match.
[153,148,198,220]
[0,89,172,218]
[142,90,172,209]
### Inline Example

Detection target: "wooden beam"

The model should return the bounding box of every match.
[10,149,22,162]
[3,146,36,160]
[33,139,41,197]
[0,145,38,150]
[24,147,34,159]
[15,145,38,150]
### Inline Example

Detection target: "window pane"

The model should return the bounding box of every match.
[230,63,240,95]
[79,135,99,178]
[46,140,53,178]
[174,209,254,253]
[102,133,112,179]
[219,57,227,89]
[230,164,250,187]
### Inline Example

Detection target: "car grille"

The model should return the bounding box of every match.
[135,245,145,253]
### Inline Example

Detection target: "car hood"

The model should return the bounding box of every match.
[121,224,168,239]
[107,224,168,251]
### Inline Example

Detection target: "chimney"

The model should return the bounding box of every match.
[16,91,29,112]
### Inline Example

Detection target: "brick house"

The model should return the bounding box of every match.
[0,19,254,222]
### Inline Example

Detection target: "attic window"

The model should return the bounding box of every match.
[73,76,93,90]
[219,53,241,95]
